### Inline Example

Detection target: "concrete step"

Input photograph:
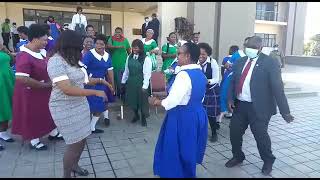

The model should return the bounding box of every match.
[284,87,302,92]
[285,91,318,98]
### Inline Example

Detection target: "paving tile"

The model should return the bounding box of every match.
[89,149,105,157]
[91,155,108,164]
[292,164,314,174]
[240,164,261,175]
[114,167,134,178]
[111,159,129,170]
[95,170,115,178]
[92,162,112,173]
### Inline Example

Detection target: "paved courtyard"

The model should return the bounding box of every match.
[0,65,320,178]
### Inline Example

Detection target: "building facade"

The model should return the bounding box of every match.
[0,2,306,63]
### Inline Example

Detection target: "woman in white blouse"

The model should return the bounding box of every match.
[149,42,208,178]
[71,6,87,36]
[198,42,221,142]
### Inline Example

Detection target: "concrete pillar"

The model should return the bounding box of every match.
[285,2,307,56]
[193,2,216,56]
[158,2,188,47]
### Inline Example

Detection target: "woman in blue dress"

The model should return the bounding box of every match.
[82,34,115,132]
[149,42,208,178]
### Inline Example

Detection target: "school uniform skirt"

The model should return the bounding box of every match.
[203,84,221,118]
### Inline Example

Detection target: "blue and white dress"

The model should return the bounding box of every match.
[153,64,208,178]
[82,49,115,113]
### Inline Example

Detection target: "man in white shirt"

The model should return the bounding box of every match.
[71,6,87,36]
[225,36,294,175]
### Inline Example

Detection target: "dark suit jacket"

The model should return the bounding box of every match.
[141,23,148,38]
[228,53,290,120]
[148,18,160,38]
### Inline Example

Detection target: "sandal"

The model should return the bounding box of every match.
[48,133,64,141]
[72,167,89,176]
[29,142,47,151]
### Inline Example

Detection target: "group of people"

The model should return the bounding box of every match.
[0,7,295,178]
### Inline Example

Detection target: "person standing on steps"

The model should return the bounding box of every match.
[82,34,115,130]
[198,42,221,143]
[225,36,294,176]
[121,39,152,127]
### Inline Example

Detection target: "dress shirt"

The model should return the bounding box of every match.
[198,56,220,85]
[161,64,203,111]
[71,13,87,30]
[237,56,258,102]
[121,55,152,89]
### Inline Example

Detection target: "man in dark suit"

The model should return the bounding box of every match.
[225,36,294,175]
[148,13,160,44]
[141,17,150,38]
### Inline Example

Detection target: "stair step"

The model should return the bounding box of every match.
[284,87,302,92]
[285,91,318,98]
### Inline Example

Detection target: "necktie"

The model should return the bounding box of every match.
[236,59,254,95]
[201,63,206,72]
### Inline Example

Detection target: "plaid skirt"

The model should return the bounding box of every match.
[203,84,221,118]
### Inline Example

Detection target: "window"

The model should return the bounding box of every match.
[23,9,111,35]
[255,33,277,47]
[256,2,279,21]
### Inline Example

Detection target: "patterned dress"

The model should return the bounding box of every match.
[47,54,91,144]
[12,46,56,140]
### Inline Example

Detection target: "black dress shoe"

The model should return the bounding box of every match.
[0,144,4,151]
[92,129,104,134]
[225,157,245,168]
[261,160,274,175]
[104,118,110,127]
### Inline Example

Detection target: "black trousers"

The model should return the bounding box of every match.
[1,33,10,50]
[208,117,219,135]
[229,100,275,163]
[12,34,20,51]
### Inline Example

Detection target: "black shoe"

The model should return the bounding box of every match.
[92,129,104,134]
[72,167,89,176]
[224,113,232,119]
[216,122,220,130]
[225,157,245,168]
[0,144,4,151]
[261,160,275,176]
[210,133,218,142]
[141,118,147,127]
[48,133,64,141]
[104,118,110,127]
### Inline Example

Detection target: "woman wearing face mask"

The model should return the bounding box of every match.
[149,42,208,178]
[161,32,178,80]
[142,29,159,71]
[81,36,94,58]
[107,27,131,97]
[82,34,115,130]
[12,24,63,151]
[121,39,152,127]
[198,43,221,142]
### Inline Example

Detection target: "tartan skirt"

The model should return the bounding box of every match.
[203,84,221,118]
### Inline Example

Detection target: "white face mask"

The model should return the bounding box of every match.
[274,47,278,51]
[245,48,259,59]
